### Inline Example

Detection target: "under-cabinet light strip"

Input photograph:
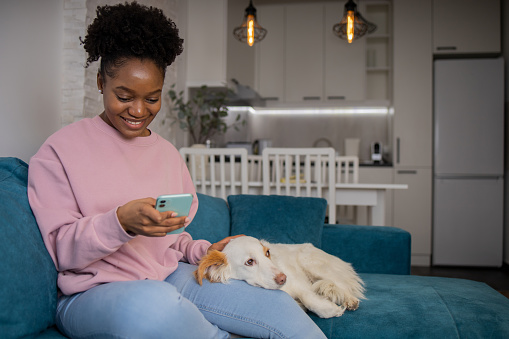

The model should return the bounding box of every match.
[227,106,391,115]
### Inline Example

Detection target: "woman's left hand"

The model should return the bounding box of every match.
[208,234,245,253]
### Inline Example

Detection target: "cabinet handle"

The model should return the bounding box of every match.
[263,97,279,101]
[327,96,345,100]
[303,96,321,101]
[397,170,417,175]
[436,46,457,51]
[396,137,400,164]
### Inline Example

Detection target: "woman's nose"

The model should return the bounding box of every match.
[129,101,146,117]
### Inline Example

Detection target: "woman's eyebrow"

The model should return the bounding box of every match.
[114,86,162,95]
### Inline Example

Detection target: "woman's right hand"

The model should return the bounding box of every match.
[116,198,189,237]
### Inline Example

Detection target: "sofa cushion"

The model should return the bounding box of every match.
[185,193,231,244]
[311,273,509,338]
[0,157,58,338]
[227,194,326,247]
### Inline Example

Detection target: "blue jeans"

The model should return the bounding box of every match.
[56,263,326,339]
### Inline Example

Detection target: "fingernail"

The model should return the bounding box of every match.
[171,212,178,217]
[185,217,190,223]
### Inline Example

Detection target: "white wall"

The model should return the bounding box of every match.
[0,0,63,163]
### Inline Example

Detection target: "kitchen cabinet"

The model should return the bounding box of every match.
[186,0,228,87]
[255,4,285,102]
[255,1,391,105]
[392,0,433,266]
[433,0,501,55]
[285,4,324,102]
[393,168,433,266]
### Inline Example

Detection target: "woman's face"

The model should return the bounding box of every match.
[98,58,164,138]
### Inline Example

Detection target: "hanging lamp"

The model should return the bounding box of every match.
[233,0,267,47]
[332,0,376,43]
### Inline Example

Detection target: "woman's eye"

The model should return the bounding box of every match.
[116,96,131,102]
[245,259,254,266]
[266,250,270,257]
[146,98,159,104]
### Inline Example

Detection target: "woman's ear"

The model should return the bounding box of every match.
[194,250,230,285]
[97,72,104,93]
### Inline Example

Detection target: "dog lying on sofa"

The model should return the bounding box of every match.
[194,236,365,318]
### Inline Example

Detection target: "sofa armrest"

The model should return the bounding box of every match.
[320,224,411,275]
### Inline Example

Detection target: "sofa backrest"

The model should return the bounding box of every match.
[185,193,232,243]
[0,157,58,338]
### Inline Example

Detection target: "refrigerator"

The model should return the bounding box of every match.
[433,57,504,267]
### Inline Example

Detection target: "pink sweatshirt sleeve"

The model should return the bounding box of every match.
[28,155,134,271]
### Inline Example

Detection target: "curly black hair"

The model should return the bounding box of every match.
[81,1,183,78]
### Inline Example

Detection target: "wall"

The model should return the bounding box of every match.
[0,0,63,163]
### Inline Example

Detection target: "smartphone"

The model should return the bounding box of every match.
[155,193,193,235]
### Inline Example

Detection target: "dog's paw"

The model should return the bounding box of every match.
[344,297,360,311]
[312,280,343,304]
[313,304,346,318]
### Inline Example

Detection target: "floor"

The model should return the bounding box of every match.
[411,264,509,298]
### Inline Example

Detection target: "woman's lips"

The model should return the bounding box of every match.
[121,116,145,129]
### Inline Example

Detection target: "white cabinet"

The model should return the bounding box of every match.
[393,168,433,266]
[433,0,501,55]
[255,4,285,101]
[186,0,228,87]
[255,1,390,105]
[393,0,432,168]
[285,4,324,102]
[324,2,366,102]
[393,0,433,266]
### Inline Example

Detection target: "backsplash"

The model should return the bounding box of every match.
[216,108,393,163]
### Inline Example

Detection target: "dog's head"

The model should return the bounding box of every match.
[194,236,287,289]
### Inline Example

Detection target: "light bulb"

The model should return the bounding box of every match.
[347,10,354,43]
[247,14,255,46]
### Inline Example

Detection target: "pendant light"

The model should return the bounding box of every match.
[333,0,376,43]
[233,0,267,47]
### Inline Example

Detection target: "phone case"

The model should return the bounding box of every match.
[155,193,193,235]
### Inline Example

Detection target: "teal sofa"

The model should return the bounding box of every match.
[2,156,509,338]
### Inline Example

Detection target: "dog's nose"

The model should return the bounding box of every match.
[275,273,287,285]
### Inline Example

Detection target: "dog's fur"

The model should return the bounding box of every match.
[194,236,365,318]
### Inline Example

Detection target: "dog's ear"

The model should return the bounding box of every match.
[194,250,230,285]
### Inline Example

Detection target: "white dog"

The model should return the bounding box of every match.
[194,236,365,318]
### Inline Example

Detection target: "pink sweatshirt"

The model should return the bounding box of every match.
[28,116,210,295]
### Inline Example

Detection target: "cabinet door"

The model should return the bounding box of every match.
[393,0,432,167]
[324,2,365,102]
[255,5,285,102]
[285,4,324,102]
[393,168,432,266]
[433,0,500,54]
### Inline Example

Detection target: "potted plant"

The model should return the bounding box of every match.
[168,85,244,145]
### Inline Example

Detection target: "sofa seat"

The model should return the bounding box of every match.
[311,274,509,338]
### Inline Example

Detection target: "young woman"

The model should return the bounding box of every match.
[27,2,326,338]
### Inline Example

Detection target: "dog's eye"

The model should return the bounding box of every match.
[245,259,254,266]
[265,250,270,258]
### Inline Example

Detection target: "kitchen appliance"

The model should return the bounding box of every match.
[433,57,504,267]
[371,142,383,163]
[252,139,272,155]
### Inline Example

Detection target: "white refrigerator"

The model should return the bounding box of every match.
[433,57,504,267]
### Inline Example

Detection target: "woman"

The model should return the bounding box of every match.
[28,2,326,338]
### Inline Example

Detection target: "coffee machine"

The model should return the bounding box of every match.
[371,142,383,163]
